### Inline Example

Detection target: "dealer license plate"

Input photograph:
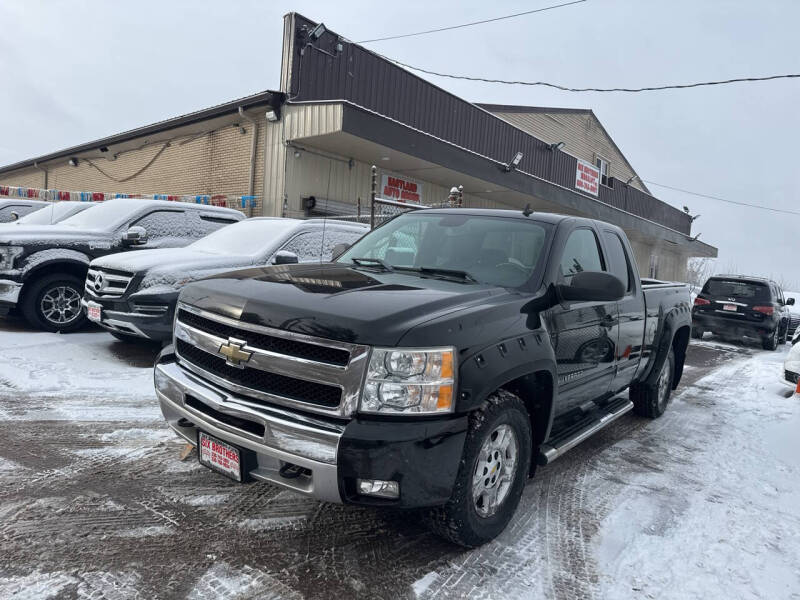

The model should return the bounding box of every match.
[86,301,102,322]
[722,304,737,312]
[198,431,242,482]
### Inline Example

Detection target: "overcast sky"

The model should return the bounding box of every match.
[1,1,798,286]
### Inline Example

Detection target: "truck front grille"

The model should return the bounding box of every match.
[176,339,342,408]
[177,309,350,366]
[85,268,134,298]
[173,303,370,418]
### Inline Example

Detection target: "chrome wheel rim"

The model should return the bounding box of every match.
[472,424,519,518]
[40,285,82,325]
[657,356,671,409]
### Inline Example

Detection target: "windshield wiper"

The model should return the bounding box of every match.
[350,257,394,272]
[395,266,477,282]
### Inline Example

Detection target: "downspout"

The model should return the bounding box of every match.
[33,161,48,191]
[238,106,259,217]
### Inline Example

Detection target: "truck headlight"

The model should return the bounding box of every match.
[359,347,456,415]
[0,246,23,271]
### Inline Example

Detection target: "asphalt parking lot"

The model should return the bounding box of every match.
[0,319,798,599]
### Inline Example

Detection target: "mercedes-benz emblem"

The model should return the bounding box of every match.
[94,274,104,292]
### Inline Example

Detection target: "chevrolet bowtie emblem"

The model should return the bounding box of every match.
[218,338,252,368]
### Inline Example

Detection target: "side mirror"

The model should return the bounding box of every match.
[556,271,625,303]
[330,243,350,261]
[123,225,148,245]
[788,297,795,306]
[272,250,299,265]
[9,211,19,221]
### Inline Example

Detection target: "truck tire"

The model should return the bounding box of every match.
[630,347,675,419]
[424,389,532,547]
[762,327,780,351]
[21,273,87,333]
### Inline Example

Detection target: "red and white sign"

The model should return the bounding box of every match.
[381,174,422,204]
[199,432,242,481]
[575,159,600,197]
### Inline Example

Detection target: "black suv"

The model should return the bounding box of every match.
[692,275,794,350]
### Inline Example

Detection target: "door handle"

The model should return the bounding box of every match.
[603,314,617,328]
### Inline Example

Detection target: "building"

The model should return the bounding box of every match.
[0,13,716,281]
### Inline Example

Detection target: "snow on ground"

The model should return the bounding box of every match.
[1,318,799,599]
[593,343,800,599]
[0,324,157,421]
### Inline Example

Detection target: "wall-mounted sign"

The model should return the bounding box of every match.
[381,174,422,204]
[575,159,600,197]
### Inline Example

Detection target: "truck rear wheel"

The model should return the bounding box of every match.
[425,389,532,547]
[22,273,87,333]
[630,347,675,419]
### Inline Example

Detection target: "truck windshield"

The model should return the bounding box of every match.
[15,202,86,225]
[337,212,550,288]
[189,219,301,255]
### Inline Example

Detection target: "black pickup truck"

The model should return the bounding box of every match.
[0,198,244,331]
[155,208,691,546]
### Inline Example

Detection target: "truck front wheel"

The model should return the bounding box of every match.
[631,347,675,418]
[22,273,87,333]
[425,389,532,547]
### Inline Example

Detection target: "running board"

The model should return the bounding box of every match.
[538,397,633,465]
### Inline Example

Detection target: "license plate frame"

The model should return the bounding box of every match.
[722,304,737,312]
[86,301,102,322]
[197,431,243,482]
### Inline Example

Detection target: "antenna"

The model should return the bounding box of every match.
[522,203,533,217]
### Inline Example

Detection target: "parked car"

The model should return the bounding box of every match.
[0,198,244,331]
[691,275,794,350]
[83,218,367,342]
[0,198,48,222]
[782,338,800,390]
[784,291,800,338]
[11,201,94,226]
[154,208,692,547]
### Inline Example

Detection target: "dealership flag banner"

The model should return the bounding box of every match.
[0,185,259,210]
[575,159,600,197]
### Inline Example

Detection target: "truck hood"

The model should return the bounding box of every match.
[92,247,252,274]
[0,225,109,246]
[179,262,510,346]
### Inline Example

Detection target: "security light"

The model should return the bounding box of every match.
[683,206,690,213]
[266,108,279,122]
[68,157,78,167]
[503,151,524,172]
[308,23,327,41]
[626,175,640,184]
[549,142,565,151]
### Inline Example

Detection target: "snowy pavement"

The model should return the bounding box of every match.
[0,319,798,599]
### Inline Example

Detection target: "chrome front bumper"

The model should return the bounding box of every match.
[0,279,22,305]
[155,360,345,502]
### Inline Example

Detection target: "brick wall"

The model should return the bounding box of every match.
[0,121,266,213]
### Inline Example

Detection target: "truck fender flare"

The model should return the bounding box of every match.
[640,309,679,385]
[21,250,91,282]
[463,357,558,448]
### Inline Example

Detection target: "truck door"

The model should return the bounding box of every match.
[544,226,619,414]
[601,230,645,393]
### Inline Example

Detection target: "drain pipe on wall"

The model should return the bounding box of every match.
[33,161,48,189]
[238,106,259,217]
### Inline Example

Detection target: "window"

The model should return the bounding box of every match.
[560,229,604,279]
[131,210,188,246]
[603,232,632,292]
[703,279,769,300]
[279,228,364,262]
[648,254,659,279]
[596,157,611,187]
